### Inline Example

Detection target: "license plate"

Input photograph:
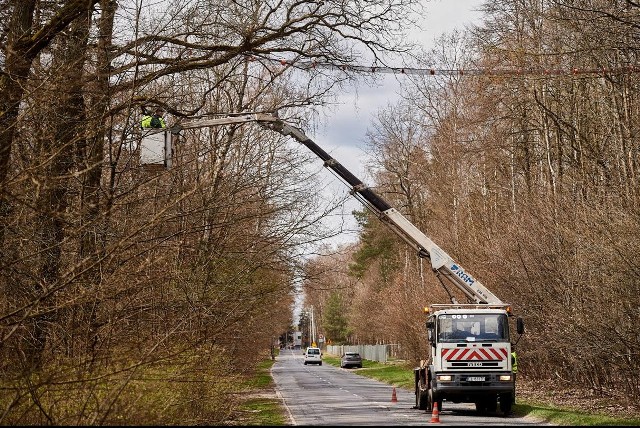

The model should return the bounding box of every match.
[467,376,485,382]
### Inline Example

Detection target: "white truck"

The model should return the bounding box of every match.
[141,111,524,416]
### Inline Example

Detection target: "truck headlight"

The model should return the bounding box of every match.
[499,375,512,381]
[437,375,452,382]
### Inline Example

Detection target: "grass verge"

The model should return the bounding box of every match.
[235,353,287,426]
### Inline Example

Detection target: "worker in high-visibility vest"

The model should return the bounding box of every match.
[141,107,166,129]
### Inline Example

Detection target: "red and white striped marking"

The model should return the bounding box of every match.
[442,347,508,361]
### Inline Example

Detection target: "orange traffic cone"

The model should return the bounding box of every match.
[430,401,440,423]
[391,386,398,403]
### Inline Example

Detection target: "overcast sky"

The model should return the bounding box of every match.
[308,0,486,250]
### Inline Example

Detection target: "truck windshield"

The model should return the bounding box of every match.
[437,313,509,342]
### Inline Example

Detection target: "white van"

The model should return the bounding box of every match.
[304,347,322,365]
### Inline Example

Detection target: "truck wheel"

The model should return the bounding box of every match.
[475,395,496,414]
[427,389,442,412]
[416,378,429,411]
[487,396,497,413]
[427,388,442,413]
[499,393,513,415]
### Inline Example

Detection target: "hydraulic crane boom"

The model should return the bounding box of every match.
[167,112,503,305]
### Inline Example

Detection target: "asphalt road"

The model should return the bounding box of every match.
[271,349,552,426]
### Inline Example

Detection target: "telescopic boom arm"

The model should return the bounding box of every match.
[171,112,503,305]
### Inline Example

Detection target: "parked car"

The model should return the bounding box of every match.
[304,347,322,365]
[340,351,363,368]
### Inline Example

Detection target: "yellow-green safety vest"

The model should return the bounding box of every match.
[141,115,166,129]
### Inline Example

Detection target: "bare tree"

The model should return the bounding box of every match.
[0,0,425,424]
[330,0,640,407]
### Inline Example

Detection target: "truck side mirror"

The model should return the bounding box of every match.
[516,317,524,335]
[426,320,435,343]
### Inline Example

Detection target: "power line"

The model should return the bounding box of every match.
[246,55,640,77]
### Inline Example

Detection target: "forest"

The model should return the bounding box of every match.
[0,0,638,425]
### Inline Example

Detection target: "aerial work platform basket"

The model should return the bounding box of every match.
[140,129,173,169]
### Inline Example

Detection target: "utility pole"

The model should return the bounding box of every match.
[310,305,316,346]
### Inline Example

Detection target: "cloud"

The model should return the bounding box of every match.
[308,0,485,251]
